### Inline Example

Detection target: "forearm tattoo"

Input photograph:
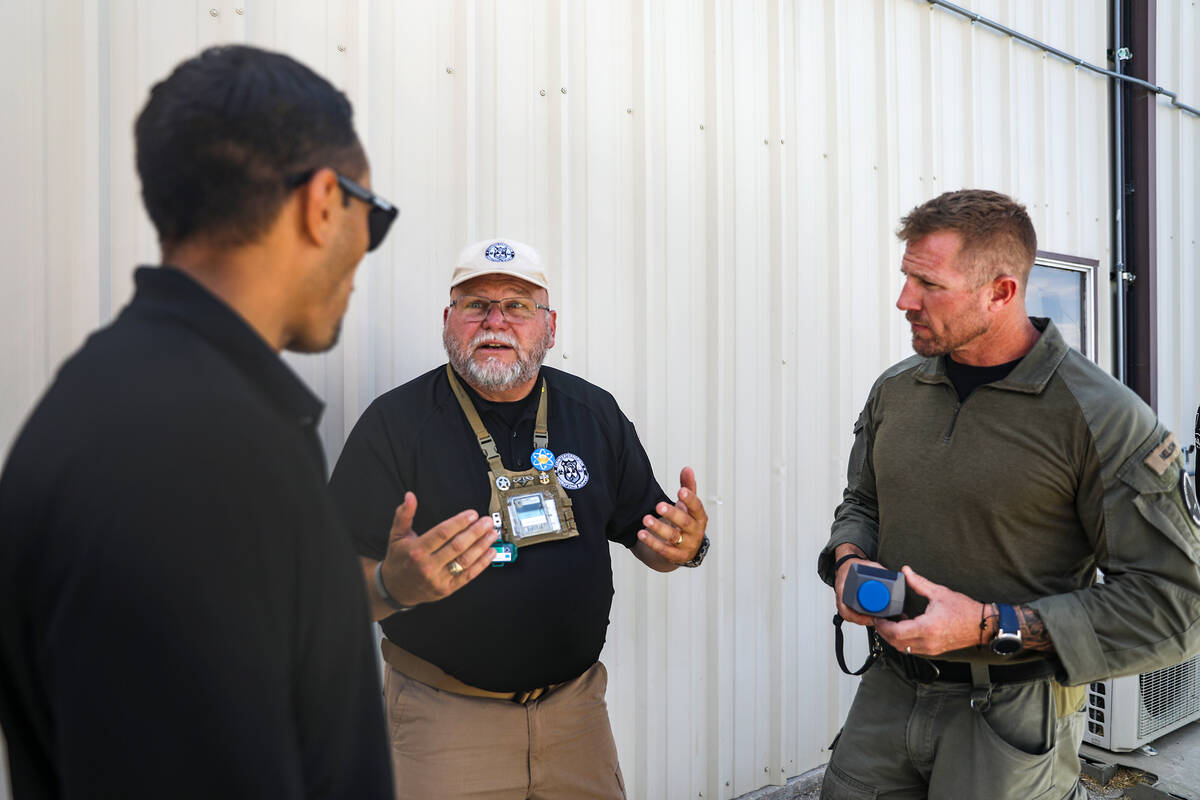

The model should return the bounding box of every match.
[1015,604,1054,652]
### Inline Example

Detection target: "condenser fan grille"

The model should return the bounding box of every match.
[1138,657,1200,739]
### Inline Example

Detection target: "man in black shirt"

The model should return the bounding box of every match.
[329,238,711,799]
[0,46,399,798]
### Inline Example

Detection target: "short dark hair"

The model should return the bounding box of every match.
[135,45,367,250]
[897,189,1038,286]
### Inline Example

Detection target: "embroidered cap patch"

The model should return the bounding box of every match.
[485,242,516,262]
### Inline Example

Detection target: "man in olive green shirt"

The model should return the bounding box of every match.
[818,189,1200,800]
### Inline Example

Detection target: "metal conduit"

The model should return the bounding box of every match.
[1112,0,1129,384]
[926,0,1200,118]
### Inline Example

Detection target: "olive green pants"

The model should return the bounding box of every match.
[823,660,1087,800]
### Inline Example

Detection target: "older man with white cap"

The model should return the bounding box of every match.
[329,238,710,799]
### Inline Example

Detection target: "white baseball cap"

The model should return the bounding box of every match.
[450,239,549,291]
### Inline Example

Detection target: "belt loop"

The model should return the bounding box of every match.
[969,662,992,713]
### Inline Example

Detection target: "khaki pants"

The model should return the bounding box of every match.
[823,660,1088,800]
[384,661,626,800]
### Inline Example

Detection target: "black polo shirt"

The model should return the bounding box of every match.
[328,365,669,692]
[0,267,391,799]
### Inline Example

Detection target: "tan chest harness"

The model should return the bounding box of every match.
[446,366,579,556]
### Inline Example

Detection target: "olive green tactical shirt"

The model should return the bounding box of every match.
[819,318,1200,685]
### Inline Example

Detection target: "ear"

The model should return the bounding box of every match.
[443,305,450,327]
[987,275,1020,311]
[546,309,558,349]
[298,168,341,248]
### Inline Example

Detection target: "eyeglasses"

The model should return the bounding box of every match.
[285,169,399,252]
[448,296,552,322]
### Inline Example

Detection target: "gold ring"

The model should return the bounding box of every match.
[448,560,464,576]
[674,533,684,546]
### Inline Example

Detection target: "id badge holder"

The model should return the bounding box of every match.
[506,490,563,545]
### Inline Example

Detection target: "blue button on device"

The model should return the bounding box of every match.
[856,579,891,614]
[842,563,906,617]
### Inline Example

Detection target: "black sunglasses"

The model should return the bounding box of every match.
[285,169,399,252]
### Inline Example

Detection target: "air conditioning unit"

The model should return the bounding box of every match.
[1084,654,1200,751]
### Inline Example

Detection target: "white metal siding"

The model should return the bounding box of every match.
[4,2,1196,799]
[1155,0,1200,453]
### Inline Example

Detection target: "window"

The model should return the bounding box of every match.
[1026,252,1098,361]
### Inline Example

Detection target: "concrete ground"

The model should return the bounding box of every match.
[1079,716,1200,800]
[736,717,1200,800]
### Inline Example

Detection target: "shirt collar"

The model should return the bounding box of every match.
[913,317,1070,395]
[127,266,324,428]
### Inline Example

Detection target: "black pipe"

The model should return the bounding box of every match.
[1112,0,1129,383]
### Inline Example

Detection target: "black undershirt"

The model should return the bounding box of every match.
[944,355,1023,402]
[458,377,541,469]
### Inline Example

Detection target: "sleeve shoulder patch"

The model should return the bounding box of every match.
[1143,431,1181,476]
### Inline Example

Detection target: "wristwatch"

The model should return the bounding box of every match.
[680,535,710,568]
[990,603,1022,656]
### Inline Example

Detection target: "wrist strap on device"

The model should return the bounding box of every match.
[833,614,880,676]
[833,552,862,572]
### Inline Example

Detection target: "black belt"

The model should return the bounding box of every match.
[879,640,1058,685]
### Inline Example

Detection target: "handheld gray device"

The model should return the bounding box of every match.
[842,563,906,618]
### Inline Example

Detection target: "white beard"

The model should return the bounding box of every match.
[443,325,552,392]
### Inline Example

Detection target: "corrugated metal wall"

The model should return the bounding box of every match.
[1154,1,1200,458]
[3,2,1197,799]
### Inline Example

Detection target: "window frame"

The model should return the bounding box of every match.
[1028,250,1100,362]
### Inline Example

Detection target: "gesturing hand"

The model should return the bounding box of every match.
[378,491,499,608]
[636,467,708,564]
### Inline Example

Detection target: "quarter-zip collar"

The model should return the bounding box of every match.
[913,317,1070,396]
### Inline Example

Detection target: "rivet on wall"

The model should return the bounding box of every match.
[235,7,244,14]
[626,107,633,114]
[560,87,567,94]
[699,124,705,130]
[209,8,219,17]
[446,67,455,74]
[540,89,547,96]
[337,44,346,53]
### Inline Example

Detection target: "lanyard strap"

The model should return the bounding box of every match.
[832,614,880,676]
[445,365,549,467]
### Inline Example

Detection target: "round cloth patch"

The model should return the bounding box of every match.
[555,452,590,490]
[1180,469,1200,526]
[485,242,515,262]
[495,475,512,491]
[530,448,556,472]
